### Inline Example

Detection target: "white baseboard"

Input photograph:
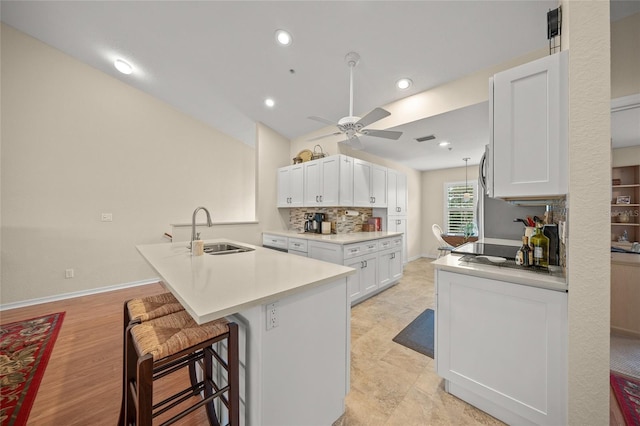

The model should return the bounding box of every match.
[0,278,161,311]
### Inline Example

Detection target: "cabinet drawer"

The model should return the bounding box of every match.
[344,241,378,259]
[262,234,287,250]
[288,238,308,253]
[377,238,393,251]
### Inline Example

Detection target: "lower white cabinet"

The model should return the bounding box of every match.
[308,237,403,305]
[436,270,567,425]
[345,254,378,301]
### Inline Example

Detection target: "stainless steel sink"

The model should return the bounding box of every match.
[203,242,254,255]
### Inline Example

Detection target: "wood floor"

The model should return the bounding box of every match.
[0,283,208,425]
[0,259,626,425]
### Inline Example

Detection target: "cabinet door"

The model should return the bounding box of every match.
[338,155,354,206]
[304,161,322,206]
[320,156,340,206]
[361,255,378,295]
[277,167,291,207]
[389,249,403,281]
[387,170,398,213]
[289,165,304,207]
[436,270,567,425]
[492,51,567,198]
[395,173,407,214]
[353,159,372,206]
[345,258,364,302]
[370,164,387,207]
[378,251,393,288]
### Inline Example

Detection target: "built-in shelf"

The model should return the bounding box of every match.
[611,165,640,243]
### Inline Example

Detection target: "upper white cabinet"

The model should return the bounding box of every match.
[277,164,304,207]
[353,159,387,207]
[491,51,568,198]
[304,155,354,207]
[387,169,407,215]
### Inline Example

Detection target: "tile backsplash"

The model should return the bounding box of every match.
[289,207,374,233]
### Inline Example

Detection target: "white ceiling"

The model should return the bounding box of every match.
[2,1,638,171]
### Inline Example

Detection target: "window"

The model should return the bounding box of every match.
[444,181,478,236]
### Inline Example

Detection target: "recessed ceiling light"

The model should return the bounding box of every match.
[439,141,450,147]
[275,29,292,46]
[265,98,275,108]
[396,78,412,90]
[114,58,133,75]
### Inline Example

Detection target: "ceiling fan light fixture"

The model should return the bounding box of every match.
[264,98,275,108]
[396,78,412,90]
[439,141,450,147]
[114,58,133,75]
[275,29,292,46]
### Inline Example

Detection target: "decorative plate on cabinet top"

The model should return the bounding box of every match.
[297,149,313,162]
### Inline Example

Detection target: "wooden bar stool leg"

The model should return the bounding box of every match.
[125,324,139,426]
[228,323,240,426]
[136,355,154,426]
[204,346,220,426]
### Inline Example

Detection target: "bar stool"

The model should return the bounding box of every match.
[119,292,190,425]
[122,309,239,426]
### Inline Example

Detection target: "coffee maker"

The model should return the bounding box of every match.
[304,213,325,233]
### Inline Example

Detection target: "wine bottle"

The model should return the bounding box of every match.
[530,224,550,268]
[516,236,531,267]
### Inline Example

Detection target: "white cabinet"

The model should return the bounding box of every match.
[345,253,378,302]
[277,165,304,207]
[387,217,407,264]
[353,159,387,207]
[288,238,308,257]
[378,247,402,288]
[262,234,288,251]
[436,270,567,425]
[387,170,407,215]
[308,241,343,265]
[302,155,354,207]
[490,51,568,198]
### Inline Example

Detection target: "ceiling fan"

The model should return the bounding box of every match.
[308,52,402,150]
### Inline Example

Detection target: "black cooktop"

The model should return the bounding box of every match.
[451,242,520,260]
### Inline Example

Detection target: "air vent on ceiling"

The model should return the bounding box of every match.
[415,134,436,142]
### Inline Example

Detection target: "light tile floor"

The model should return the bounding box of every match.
[334,258,504,425]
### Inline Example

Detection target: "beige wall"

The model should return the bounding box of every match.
[612,145,640,167]
[420,166,468,257]
[0,24,272,305]
[562,1,611,424]
[611,12,640,99]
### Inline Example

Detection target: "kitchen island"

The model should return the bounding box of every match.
[137,239,355,426]
[432,251,568,426]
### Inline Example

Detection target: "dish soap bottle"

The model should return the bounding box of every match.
[530,224,550,268]
[516,236,531,267]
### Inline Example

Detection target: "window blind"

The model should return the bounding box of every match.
[445,183,476,235]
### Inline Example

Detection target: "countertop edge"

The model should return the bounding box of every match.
[432,255,568,292]
[263,230,403,245]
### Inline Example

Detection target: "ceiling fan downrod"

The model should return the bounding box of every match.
[345,52,360,119]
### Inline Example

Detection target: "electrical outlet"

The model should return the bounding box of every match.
[101,213,113,222]
[266,302,279,330]
[65,268,74,279]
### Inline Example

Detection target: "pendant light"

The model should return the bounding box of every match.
[463,157,471,202]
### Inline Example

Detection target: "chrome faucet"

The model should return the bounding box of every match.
[189,206,213,251]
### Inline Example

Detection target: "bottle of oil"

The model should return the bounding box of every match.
[516,236,531,267]
[530,224,550,268]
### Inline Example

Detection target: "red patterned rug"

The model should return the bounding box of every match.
[611,371,640,426]
[1,312,65,426]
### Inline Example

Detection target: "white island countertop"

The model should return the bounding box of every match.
[137,239,355,324]
[432,253,567,292]
[264,230,403,244]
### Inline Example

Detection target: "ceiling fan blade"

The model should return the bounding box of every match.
[361,129,403,140]
[356,107,391,128]
[307,131,342,142]
[308,116,337,126]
